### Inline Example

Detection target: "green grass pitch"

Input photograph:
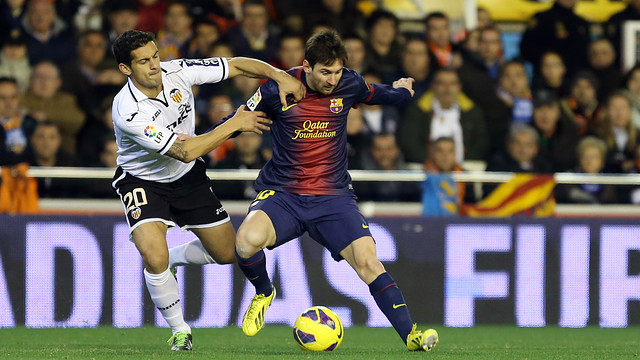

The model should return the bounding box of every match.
[1,325,639,359]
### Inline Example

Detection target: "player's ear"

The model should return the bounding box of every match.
[119,63,132,76]
[302,60,312,74]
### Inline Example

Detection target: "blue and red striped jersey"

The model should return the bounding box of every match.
[246,67,411,195]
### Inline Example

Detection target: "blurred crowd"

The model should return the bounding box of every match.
[1,0,639,204]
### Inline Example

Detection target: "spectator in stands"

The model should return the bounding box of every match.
[157,1,193,61]
[604,0,640,67]
[213,131,266,199]
[358,72,401,135]
[422,137,463,216]
[275,32,304,70]
[186,19,220,59]
[224,0,280,63]
[98,135,118,168]
[532,90,579,171]
[21,0,75,65]
[485,123,552,174]
[597,91,638,173]
[497,61,533,124]
[77,95,115,166]
[355,132,420,202]
[556,136,618,204]
[387,37,431,97]
[425,12,462,69]
[0,0,27,37]
[587,38,622,102]
[191,0,238,34]
[0,77,36,162]
[400,69,488,164]
[561,71,601,136]
[305,0,362,37]
[458,26,510,156]
[624,64,640,129]
[60,30,110,115]
[135,0,168,34]
[477,7,493,29]
[104,0,139,49]
[0,31,31,93]
[461,28,480,54]
[24,121,80,197]
[200,94,235,165]
[532,51,569,98]
[364,9,401,79]
[520,0,590,75]
[344,34,367,74]
[20,61,85,155]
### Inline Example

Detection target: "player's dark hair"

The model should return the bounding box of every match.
[425,12,448,27]
[112,30,155,66]
[0,77,18,86]
[365,9,398,31]
[305,30,348,68]
[242,0,266,11]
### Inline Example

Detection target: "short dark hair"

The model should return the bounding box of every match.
[0,77,18,87]
[433,136,455,147]
[305,30,348,68]
[112,30,155,65]
[365,9,398,31]
[425,12,448,27]
[242,0,267,11]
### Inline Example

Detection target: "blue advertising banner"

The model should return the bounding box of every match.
[0,215,638,328]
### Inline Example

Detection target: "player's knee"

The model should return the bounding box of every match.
[236,227,268,255]
[143,252,169,273]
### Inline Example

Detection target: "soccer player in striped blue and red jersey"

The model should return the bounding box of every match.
[233,30,439,351]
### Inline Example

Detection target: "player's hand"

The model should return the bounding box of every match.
[393,77,415,97]
[275,71,306,107]
[231,106,272,134]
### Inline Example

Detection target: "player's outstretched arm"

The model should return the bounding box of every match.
[165,107,271,163]
[392,77,415,97]
[363,77,416,106]
[226,57,306,106]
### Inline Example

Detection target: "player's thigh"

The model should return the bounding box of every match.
[339,236,386,284]
[131,221,170,273]
[191,221,236,264]
[236,209,278,252]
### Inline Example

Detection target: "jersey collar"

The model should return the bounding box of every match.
[126,73,169,107]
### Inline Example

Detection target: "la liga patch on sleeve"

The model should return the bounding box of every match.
[246,88,262,110]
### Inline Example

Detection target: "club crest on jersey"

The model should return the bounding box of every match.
[144,125,157,138]
[130,207,142,219]
[330,98,343,113]
[170,88,183,103]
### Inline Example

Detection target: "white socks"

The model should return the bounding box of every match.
[144,267,191,334]
[169,239,216,267]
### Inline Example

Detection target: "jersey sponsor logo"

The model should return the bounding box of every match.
[181,58,220,67]
[144,125,157,138]
[166,103,192,131]
[170,88,183,103]
[246,88,262,110]
[329,98,344,114]
[292,120,336,140]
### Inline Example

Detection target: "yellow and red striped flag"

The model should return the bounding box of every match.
[462,174,555,217]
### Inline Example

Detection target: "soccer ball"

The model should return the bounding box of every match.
[293,306,344,351]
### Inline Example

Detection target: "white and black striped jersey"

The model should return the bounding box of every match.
[112,57,229,182]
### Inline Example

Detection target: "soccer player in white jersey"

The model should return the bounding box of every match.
[110,30,305,351]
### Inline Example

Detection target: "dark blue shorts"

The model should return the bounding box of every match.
[249,190,372,261]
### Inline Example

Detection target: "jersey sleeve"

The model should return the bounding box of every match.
[172,57,229,86]
[351,70,412,105]
[205,80,279,136]
[117,113,177,155]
